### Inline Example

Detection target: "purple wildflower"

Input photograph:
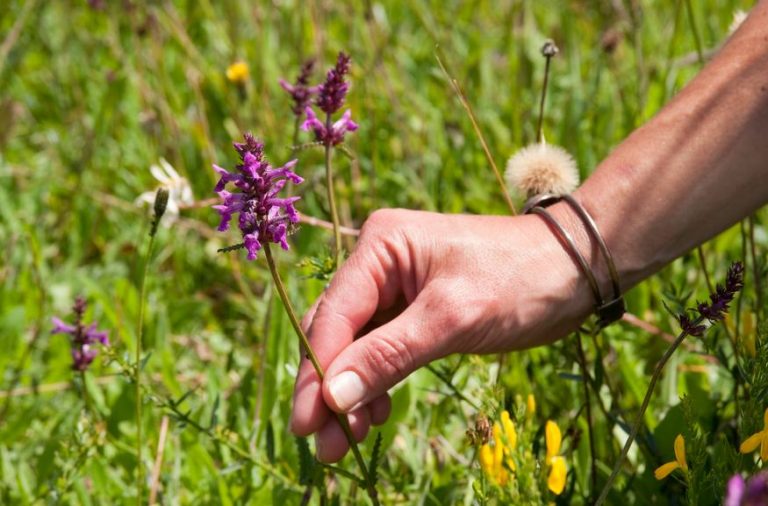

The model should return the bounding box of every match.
[725,472,768,506]
[678,314,706,337]
[52,296,109,372]
[316,52,351,115]
[697,261,745,322]
[302,107,359,146]
[301,52,358,147]
[212,133,303,260]
[279,59,320,117]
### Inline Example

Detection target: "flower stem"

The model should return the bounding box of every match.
[80,371,90,414]
[575,332,597,497]
[594,323,696,505]
[263,244,379,505]
[536,52,553,144]
[324,114,344,269]
[136,230,157,505]
[748,216,763,312]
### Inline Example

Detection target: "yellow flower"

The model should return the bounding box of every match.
[479,410,517,486]
[226,61,249,84]
[526,394,536,419]
[545,420,566,495]
[654,434,688,480]
[740,408,768,460]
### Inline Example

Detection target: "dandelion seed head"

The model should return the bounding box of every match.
[505,143,579,197]
[729,10,748,35]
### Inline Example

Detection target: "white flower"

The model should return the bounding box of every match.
[505,143,579,197]
[136,158,194,225]
[729,10,748,35]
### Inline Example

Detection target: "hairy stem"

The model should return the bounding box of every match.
[595,324,696,505]
[263,244,379,505]
[324,114,344,269]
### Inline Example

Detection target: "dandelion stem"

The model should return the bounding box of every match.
[324,114,344,268]
[595,323,696,505]
[136,226,158,505]
[263,244,379,505]
[536,51,553,144]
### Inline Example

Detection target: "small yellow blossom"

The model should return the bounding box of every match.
[740,408,768,460]
[479,410,517,486]
[526,394,536,419]
[226,61,249,84]
[654,434,688,480]
[545,420,566,495]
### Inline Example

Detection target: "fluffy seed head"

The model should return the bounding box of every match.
[729,10,748,35]
[505,143,579,197]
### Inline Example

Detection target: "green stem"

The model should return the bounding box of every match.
[749,216,763,314]
[263,244,379,505]
[81,371,90,414]
[595,323,695,505]
[575,333,597,497]
[324,114,344,269]
[536,54,553,144]
[684,0,705,66]
[136,231,157,505]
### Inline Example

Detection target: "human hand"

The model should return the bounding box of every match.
[290,207,595,462]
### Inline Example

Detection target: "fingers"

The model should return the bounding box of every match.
[313,395,391,463]
[315,407,370,463]
[323,290,453,413]
[291,236,403,436]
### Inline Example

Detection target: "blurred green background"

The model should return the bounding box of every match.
[0,0,760,504]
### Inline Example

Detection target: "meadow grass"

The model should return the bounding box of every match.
[0,0,763,504]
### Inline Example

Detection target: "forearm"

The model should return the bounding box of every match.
[567,2,768,290]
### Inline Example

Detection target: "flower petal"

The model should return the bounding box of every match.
[51,317,76,335]
[761,434,768,462]
[479,444,494,476]
[654,461,680,480]
[741,432,763,454]
[674,434,687,470]
[545,420,561,460]
[501,410,517,449]
[548,456,567,494]
[724,474,746,506]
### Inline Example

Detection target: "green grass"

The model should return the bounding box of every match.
[0,0,763,504]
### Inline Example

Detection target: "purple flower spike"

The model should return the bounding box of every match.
[725,472,768,506]
[213,134,303,260]
[316,52,351,115]
[52,296,109,372]
[302,107,358,146]
[279,59,320,117]
[697,261,745,322]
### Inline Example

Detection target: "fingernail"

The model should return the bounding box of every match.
[328,371,366,412]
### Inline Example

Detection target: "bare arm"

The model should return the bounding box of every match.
[290,3,768,462]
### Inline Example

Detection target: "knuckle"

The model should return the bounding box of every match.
[362,334,415,385]
[361,208,409,238]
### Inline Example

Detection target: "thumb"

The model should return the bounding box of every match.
[322,291,456,413]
